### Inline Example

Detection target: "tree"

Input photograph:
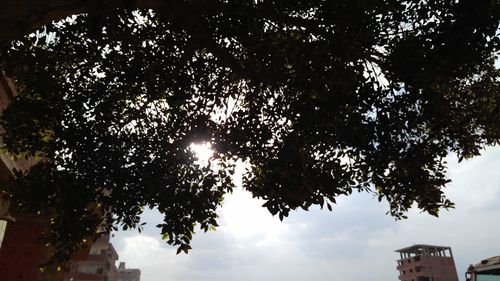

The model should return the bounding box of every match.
[0,0,498,265]
[0,0,166,48]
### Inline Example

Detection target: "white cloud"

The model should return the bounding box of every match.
[116,235,190,281]
[218,187,291,247]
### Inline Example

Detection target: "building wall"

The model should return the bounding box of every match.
[0,220,6,247]
[0,210,63,281]
[64,235,119,281]
[117,262,141,281]
[0,72,61,281]
[117,269,141,281]
[396,245,459,281]
[397,255,459,281]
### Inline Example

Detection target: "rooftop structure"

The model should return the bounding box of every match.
[395,244,459,281]
[117,262,141,281]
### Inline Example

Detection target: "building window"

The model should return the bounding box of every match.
[410,269,413,273]
[96,268,104,274]
[414,256,421,262]
[101,249,107,255]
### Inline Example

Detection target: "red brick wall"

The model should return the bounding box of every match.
[0,212,62,281]
[397,255,459,281]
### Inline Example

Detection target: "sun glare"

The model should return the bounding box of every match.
[190,142,214,165]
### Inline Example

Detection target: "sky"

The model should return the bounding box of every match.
[111,146,500,281]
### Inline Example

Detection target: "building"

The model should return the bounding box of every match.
[0,72,138,281]
[395,244,459,281]
[0,71,64,281]
[63,237,142,281]
[63,235,119,281]
[117,262,141,281]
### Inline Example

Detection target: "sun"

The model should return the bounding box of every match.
[189,142,214,165]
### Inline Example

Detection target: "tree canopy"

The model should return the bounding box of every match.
[0,0,498,264]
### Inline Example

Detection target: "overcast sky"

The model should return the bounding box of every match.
[111,146,500,281]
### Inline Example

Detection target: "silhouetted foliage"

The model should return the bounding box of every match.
[0,0,498,264]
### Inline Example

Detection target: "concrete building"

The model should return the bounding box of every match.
[396,244,459,281]
[117,262,141,281]
[64,235,119,281]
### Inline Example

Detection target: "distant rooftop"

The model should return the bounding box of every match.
[395,244,454,260]
[396,244,451,254]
